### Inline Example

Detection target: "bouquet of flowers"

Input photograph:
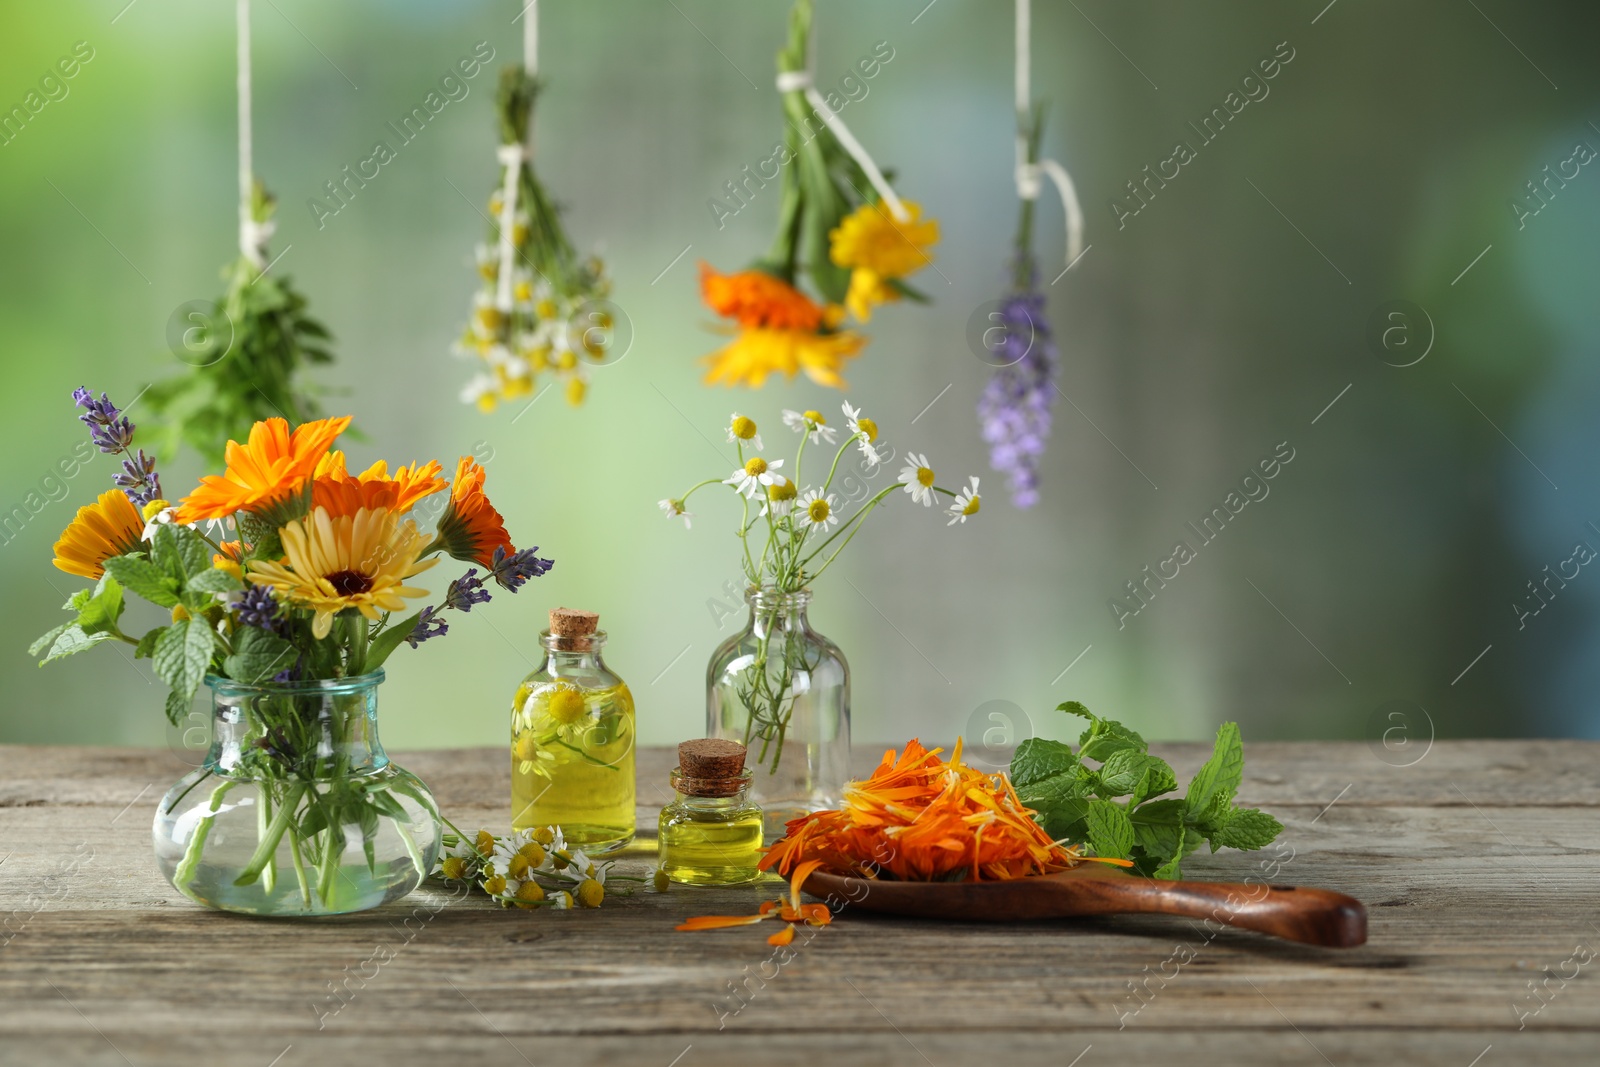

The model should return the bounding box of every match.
[32,387,553,913]
[660,404,980,781]
[455,67,612,412]
[144,183,337,467]
[698,0,938,390]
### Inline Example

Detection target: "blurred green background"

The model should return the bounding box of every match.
[4,0,1600,757]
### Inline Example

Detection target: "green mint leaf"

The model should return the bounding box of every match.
[153,619,214,703]
[102,554,181,608]
[1210,808,1283,852]
[186,568,244,596]
[1010,737,1079,788]
[364,612,421,672]
[164,688,195,726]
[64,588,93,612]
[1185,721,1244,819]
[222,626,298,685]
[154,523,212,581]
[134,626,167,660]
[1060,701,1147,762]
[1130,759,1179,806]
[31,624,113,665]
[1098,750,1173,798]
[1151,829,1205,880]
[1085,800,1136,860]
[75,575,126,637]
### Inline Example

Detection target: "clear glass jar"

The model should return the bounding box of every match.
[707,587,850,838]
[657,769,764,885]
[511,627,636,852]
[152,671,441,917]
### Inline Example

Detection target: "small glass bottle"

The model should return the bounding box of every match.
[511,608,635,853]
[658,739,765,886]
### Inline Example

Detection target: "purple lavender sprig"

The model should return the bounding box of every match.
[977,261,1057,509]
[490,545,554,592]
[74,387,162,506]
[444,568,492,612]
[406,606,448,648]
[236,585,284,635]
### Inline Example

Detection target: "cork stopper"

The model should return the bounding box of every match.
[674,739,750,797]
[549,608,599,651]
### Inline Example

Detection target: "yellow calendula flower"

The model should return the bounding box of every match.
[829,199,939,281]
[844,267,901,323]
[51,490,144,580]
[246,506,436,639]
[702,327,864,390]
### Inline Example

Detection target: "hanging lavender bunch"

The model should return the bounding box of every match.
[977,256,1057,509]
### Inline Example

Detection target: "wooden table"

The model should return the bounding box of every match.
[1,741,1596,1065]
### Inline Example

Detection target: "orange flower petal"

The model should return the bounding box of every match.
[767,924,797,947]
[674,915,770,932]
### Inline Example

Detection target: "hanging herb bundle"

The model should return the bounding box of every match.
[978,0,1082,508]
[145,183,335,468]
[699,0,939,391]
[455,41,612,413]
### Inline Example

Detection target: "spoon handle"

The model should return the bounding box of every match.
[1065,875,1367,947]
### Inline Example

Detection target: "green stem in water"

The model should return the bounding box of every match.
[258,789,277,896]
[233,783,306,886]
[287,826,312,908]
[317,827,342,907]
[392,818,427,882]
[173,779,238,893]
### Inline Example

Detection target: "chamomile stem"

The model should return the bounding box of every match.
[819,436,855,495]
[677,478,723,503]
[801,484,898,568]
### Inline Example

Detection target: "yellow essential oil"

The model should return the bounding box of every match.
[658,739,764,886]
[511,609,636,853]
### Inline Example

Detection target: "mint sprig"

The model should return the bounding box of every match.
[1009,702,1283,879]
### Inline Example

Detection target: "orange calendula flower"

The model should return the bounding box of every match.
[176,415,352,524]
[51,490,144,580]
[702,326,864,391]
[312,451,447,517]
[760,738,1133,884]
[700,264,825,332]
[433,456,514,567]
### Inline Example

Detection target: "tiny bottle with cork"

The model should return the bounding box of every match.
[511,608,636,853]
[658,739,765,885]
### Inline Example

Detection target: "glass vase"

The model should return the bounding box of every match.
[707,587,849,838]
[153,671,441,917]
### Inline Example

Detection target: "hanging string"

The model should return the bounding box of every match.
[495,0,538,312]
[776,13,907,223]
[1015,0,1082,266]
[236,0,270,268]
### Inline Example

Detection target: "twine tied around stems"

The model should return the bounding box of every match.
[1015,0,1083,266]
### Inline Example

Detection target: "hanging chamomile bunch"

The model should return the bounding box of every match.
[699,0,940,391]
[455,1,612,412]
[976,0,1083,508]
[144,0,335,468]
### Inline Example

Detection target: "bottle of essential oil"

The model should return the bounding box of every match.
[658,739,764,885]
[511,608,635,853]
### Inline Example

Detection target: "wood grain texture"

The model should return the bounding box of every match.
[1,741,1596,1067]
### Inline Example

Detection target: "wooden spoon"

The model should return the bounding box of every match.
[803,864,1366,947]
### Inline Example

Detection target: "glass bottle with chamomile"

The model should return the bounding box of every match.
[511,608,636,853]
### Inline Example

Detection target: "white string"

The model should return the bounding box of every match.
[493,144,524,312]
[523,0,538,78]
[1015,0,1083,266]
[236,0,264,268]
[776,14,908,223]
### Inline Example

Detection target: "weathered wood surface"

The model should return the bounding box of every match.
[1,741,1596,1066]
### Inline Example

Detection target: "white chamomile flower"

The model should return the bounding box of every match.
[798,488,840,530]
[899,453,937,507]
[726,413,763,451]
[459,373,496,407]
[946,477,981,526]
[204,516,236,539]
[761,477,798,518]
[783,408,839,445]
[659,498,693,529]
[439,836,481,881]
[725,456,784,499]
[140,503,178,542]
[550,889,574,910]
[842,401,883,468]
